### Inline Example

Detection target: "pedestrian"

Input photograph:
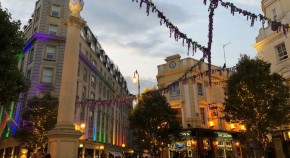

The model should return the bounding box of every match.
[45,154,51,158]
[35,150,43,158]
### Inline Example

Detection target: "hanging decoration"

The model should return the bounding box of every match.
[131,0,289,87]
[215,0,289,34]
[131,0,209,56]
[80,0,288,108]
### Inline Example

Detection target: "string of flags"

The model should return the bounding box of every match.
[77,64,235,109]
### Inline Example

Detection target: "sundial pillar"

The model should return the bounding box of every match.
[46,1,86,158]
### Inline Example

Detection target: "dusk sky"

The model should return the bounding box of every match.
[1,0,263,94]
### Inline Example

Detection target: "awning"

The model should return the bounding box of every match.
[109,152,123,157]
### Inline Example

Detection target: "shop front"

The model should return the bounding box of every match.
[168,129,246,158]
[272,129,290,158]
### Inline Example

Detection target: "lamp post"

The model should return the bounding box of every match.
[122,144,126,158]
[222,42,231,68]
[133,70,140,99]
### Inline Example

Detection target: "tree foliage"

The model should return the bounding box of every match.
[223,55,290,146]
[14,94,58,151]
[0,4,28,107]
[129,91,182,158]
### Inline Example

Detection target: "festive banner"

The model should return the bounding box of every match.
[0,114,10,137]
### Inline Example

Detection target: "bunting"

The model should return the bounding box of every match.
[0,113,10,137]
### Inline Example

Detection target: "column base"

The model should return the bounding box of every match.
[46,127,82,158]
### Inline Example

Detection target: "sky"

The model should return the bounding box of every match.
[1,0,263,95]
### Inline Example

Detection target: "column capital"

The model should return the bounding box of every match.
[65,15,86,28]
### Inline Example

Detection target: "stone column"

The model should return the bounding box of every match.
[46,1,86,158]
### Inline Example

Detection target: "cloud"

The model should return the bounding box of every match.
[1,0,35,26]
[232,0,260,6]
[83,0,199,59]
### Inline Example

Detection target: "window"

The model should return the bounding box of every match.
[83,68,88,82]
[35,7,40,20]
[34,27,38,33]
[272,8,277,21]
[91,76,96,88]
[51,5,60,17]
[200,108,206,124]
[78,62,80,76]
[197,83,203,96]
[276,43,288,61]
[42,68,53,83]
[26,69,31,80]
[28,48,34,63]
[90,92,95,99]
[82,86,86,99]
[170,84,180,97]
[46,46,56,60]
[103,85,106,97]
[99,82,102,95]
[49,24,57,35]
[76,81,79,96]
[92,60,96,68]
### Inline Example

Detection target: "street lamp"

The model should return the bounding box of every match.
[223,42,231,68]
[122,144,126,158]
[133,70,140,99]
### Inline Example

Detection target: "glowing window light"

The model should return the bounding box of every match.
[209,121,215,127]
[230,123,236,130]
[240,124,246,131]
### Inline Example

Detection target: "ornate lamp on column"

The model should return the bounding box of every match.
[132,70,140,99]
[46,0,86,158]
[122,143,126,158]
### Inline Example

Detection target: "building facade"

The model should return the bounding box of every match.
[254,0,290,157]
[157,54,247,158]
[0,0,133,157]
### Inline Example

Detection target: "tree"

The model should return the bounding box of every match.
[0,4,28,107]
[129,91,182,158]
[14,94,58,151]
[223,55,290,148]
